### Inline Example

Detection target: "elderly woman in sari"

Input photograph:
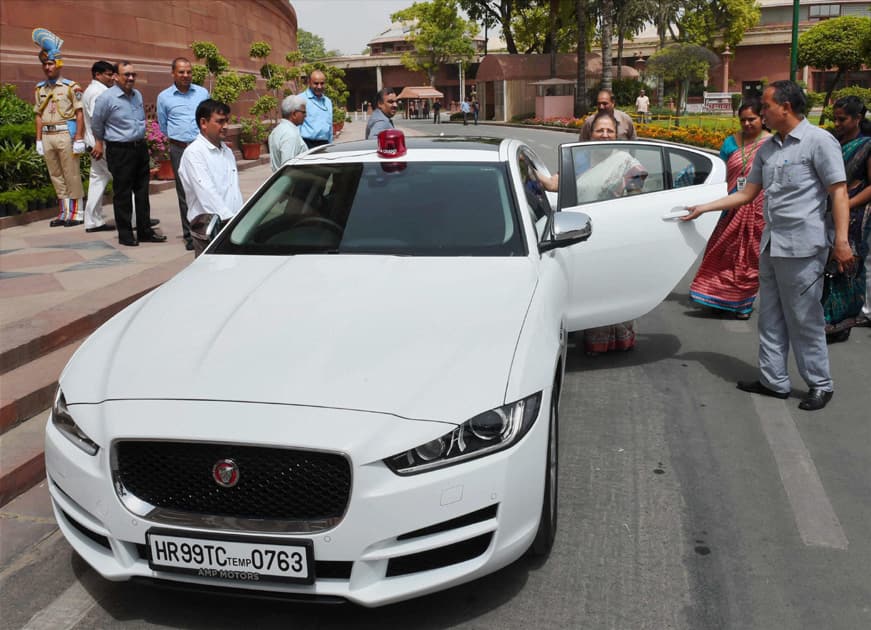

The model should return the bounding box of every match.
[688,98,769,319]
[538,110,647,355]
[824,95,871,341]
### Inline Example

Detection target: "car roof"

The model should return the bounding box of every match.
[313,135,506,156]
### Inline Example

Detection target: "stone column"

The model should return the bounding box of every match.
[721,46,732,93]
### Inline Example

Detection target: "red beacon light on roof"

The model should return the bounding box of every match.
[377,129,407,158]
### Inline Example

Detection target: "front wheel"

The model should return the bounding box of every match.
[529,381,559,557]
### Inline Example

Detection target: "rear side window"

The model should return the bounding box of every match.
[213,162,526,256]
[559,143,715,206]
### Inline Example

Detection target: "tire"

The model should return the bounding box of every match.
[530,381,559,557]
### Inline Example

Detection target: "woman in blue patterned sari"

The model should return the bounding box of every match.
[824,95,871,342]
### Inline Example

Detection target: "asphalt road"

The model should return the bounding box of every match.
[2,121,869,630]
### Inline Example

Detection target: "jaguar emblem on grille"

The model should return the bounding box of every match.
[212,459,240,488]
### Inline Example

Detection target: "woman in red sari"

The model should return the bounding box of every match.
[689,99,770,319]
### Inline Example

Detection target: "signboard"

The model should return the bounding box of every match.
[704,92,734,113]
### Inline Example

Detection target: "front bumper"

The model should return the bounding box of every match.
[45,398,548,607]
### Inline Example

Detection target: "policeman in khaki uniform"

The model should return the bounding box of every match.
[32,28,86,227]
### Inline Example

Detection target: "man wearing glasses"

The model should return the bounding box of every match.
[298,70,333,149]
[579,89,637,141]
[365,87,398,139]
[268,94,308,171]
[91,61,166,246]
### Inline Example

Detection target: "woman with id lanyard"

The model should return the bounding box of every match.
[689,98,770,319]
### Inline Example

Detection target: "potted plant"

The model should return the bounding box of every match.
[239,118,269,159]
[332,107,346,136]
[146,120,173,179]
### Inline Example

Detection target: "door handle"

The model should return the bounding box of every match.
[662,207,690,220]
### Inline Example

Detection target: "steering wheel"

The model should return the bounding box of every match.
[293,215,343,235]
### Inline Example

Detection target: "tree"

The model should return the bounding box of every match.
[613,0,655,81]
[646,42,718,114]
[798,15,871,124]
[297,29,328,62]
[576,0,589,115]
[391,0,479,86]
[679,0,760,52]
[599,0,615,91]
[510,1,575,55]
[190,41,253,105]
[458,0,532,55]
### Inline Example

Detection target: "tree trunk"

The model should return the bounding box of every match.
[617,33,624,81]
[576,0,589,116]
[549,0,559,77]
[600,0,614,92]
[500,2,518,55]
[820,67,845,125]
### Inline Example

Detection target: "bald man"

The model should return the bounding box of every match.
[298,70,333,148]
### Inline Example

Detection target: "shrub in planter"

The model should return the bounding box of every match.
[239,118,270,144]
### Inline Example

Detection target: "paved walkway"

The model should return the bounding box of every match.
[0,118,427,508]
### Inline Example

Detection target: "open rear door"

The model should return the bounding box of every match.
[556,141,727,331]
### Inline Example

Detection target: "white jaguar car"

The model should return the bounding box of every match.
[45,132,724,606]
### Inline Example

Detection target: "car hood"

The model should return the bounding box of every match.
[62,255,538,423]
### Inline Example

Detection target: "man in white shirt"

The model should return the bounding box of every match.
[178,99,243,257]
[268,94,307,171]
[82,60,116,232]
[635,89,650,124]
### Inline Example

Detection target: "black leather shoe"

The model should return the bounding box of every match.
[138,232,167,243]
[150,218,160,227]
[736,380,789,399]
[85,224,115,233]
[49,219,65,227]
[798,389,833,411]
[185,240,195,251]
[64,219,83,227]
[118,237,138,247]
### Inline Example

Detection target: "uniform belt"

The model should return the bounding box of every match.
[42,124,68,133]
[169,139,190,148]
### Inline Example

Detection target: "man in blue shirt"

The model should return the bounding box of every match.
[92,61,166,247]
[298,70,333,149]
[157,58,209,251]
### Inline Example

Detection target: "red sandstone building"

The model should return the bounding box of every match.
[0,0,298,113]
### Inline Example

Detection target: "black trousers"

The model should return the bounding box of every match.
[303,138,329,149]
[169,142,192,243]
[106,141,152,241]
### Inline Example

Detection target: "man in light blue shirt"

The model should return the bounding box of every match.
[268,95,308,171]
[91,61,165,247]
[157,58,209,250]
[298,69,333,148]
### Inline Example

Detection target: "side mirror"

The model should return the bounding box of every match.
[204,214,222,242]
[539,212,592,253]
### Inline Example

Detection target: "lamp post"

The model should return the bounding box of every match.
[721,46,732,93]
[790,0,800,81]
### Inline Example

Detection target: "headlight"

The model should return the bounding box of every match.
[384,392,542,475]
[52,388,99,456]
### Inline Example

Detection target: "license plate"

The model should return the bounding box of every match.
[146,529,314,584]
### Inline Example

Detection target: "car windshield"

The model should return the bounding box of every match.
[210,161,526,256]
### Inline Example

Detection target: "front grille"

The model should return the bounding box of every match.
[114,441,351,524]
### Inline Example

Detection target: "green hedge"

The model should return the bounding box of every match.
[0,123,36,146]
[0,184,58,213]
